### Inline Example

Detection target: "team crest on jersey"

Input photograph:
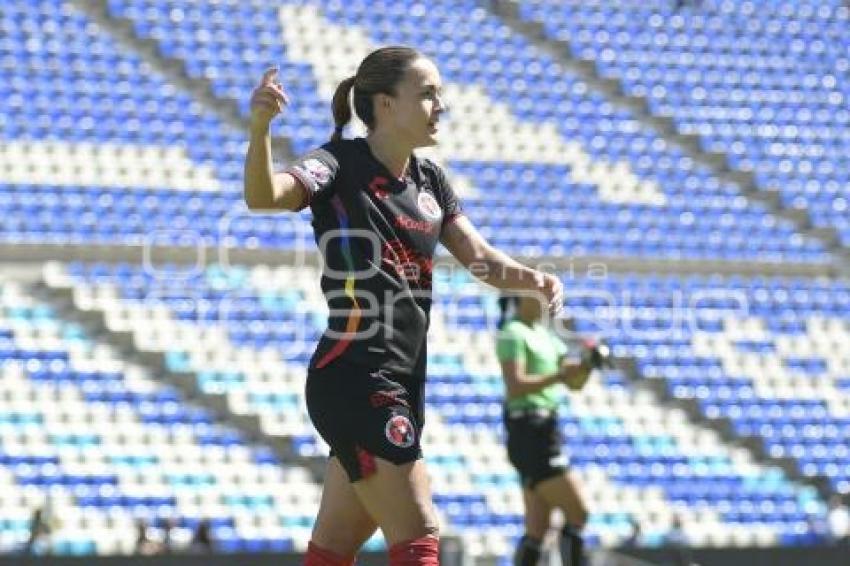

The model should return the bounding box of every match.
[385,414,415,448]
[417,192,442,221]
[300,158,331,185]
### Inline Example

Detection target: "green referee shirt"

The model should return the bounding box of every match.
[496,319,567,411]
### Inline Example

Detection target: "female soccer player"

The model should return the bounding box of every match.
[496,294,605,566]
[244,46,563,566]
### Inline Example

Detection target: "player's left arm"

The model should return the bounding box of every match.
[440,215,562,312]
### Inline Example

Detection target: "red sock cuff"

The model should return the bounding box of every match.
[304,541,355,566]
[389,535,439,566]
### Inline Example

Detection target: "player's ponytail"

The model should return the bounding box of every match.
[331,76,356,142]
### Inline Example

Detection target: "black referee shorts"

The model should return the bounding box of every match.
[504,407,568,489]
[305,360,425,482]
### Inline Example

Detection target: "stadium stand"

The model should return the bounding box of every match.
[0,276,319,554]
[40,261,837,554]
[514,0,850,247]
[0,0,285,249]
[99,0,833,263]
[0,0,832,262]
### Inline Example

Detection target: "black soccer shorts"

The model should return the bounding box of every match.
[504,407,568,488]
[305,360,425,482]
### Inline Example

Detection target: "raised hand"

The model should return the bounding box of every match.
[249,67,290,130]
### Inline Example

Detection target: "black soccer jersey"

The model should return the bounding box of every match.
[285,138,463,376]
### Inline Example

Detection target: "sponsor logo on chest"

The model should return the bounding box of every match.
[395,215,438,235]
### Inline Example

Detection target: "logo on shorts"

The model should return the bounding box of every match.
[417,192,442,221]
[300,158,332,185]
[385,414,415,448]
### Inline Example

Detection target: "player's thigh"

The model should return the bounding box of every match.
[312,457,379,556]
[522,487,552,540]
[352,457,439,546]
[534,470,589,528]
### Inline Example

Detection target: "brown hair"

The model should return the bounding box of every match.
[330,46,422,142]
[498,295,519,329]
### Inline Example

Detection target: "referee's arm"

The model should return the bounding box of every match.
[500,359,568,400]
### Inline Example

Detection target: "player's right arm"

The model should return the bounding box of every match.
[243,68,308,211]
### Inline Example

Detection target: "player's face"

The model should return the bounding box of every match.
[385,58,446,148]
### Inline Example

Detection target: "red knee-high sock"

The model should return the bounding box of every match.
[304,541,355,566]
[389,535,439,566]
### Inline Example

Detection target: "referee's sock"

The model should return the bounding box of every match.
[513,534,542,566]
[304,541,355,566]
[388,534,439,566]
[558,524,585,566]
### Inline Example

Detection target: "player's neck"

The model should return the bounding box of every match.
[366,131,411,180]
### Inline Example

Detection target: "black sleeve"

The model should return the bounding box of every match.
[283,145,339,210]
[425,159,463,230]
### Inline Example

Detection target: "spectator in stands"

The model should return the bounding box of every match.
[24,497,61,555]
[161,517,178,554]
[134,518,161,555]
[496,296,610,566]
[245,46,564,566]
[827,494,849,546]
[623,517,642,548]
[664,515,695,566]
[23,503,54,555]
[806,511,831,545]
[189,519,214,554]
